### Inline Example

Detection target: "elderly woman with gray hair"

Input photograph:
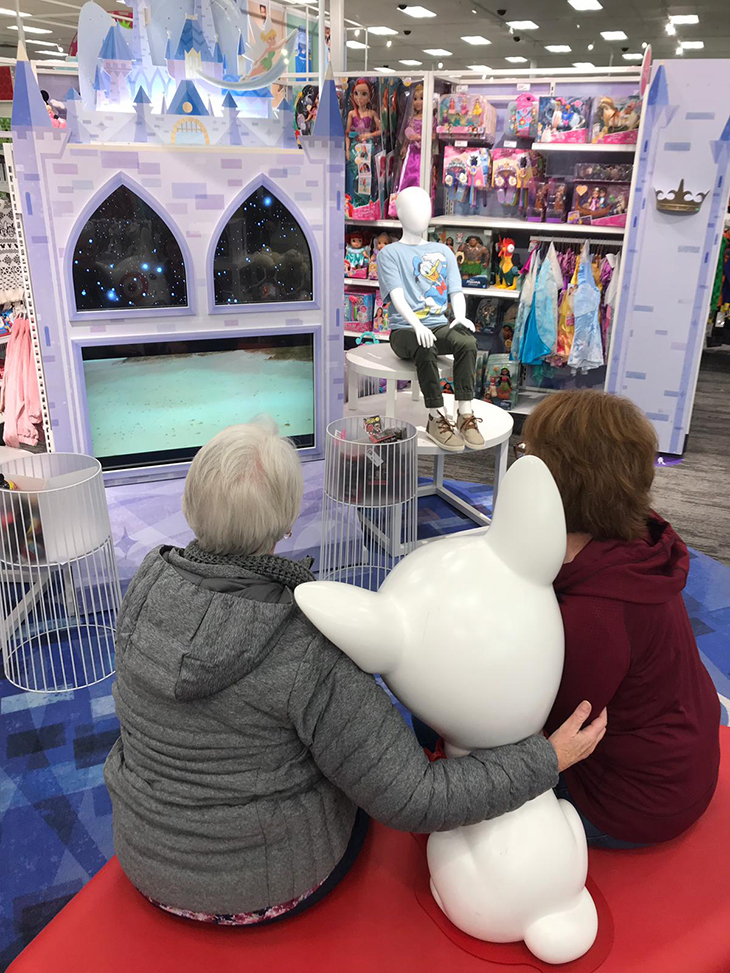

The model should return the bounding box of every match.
[105,419,605,926]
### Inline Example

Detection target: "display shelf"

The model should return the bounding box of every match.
[431,215,626,237]
[0,334,10,345]
[462,286,521,300]
[344,330,390,340]
[344,278,380,289]
[345,218,401,230]
[510,389,550,416]
[531,142,637,154]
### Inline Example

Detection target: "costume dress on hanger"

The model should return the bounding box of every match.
[520,244,561,365]
[510,247,539,362]
[568,243,604,373]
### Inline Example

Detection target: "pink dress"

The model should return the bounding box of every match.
[397,117,422,192]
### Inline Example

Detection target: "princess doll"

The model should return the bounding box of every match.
[345,231,370,278]
[345,79,383,219]
[368,232,391,280]
[388,83,424,215]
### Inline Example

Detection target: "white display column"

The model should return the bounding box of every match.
[607,59,730,454]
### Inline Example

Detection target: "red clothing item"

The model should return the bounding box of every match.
[545,516,721,844]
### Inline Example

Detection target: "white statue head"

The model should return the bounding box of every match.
[396,186,432,236]
[296,456,567,751]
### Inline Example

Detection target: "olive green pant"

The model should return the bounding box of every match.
[390,324,477,410]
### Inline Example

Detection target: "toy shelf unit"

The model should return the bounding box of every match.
[10,5,346,482]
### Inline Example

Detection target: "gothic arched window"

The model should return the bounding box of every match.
[72,186,188,311]
[213,187,313,305]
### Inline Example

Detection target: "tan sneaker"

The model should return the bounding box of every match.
[426,413,465,452]
[457,413,486,450]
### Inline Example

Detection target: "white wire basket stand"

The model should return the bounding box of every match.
[320,415,418,590]
[0,452,121,692]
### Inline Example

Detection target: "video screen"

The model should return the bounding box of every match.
[81,334,315,469]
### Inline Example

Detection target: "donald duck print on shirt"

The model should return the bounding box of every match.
[376,241,462,331]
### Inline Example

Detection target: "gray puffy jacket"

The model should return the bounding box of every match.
[104,545,558,914]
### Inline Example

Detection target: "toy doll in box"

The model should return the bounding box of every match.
[592,94,641,144]
[508,92,539,139]
[437,93,497,140]
[443,146,491,208]
[491,149,544,212]
[345,230,371,278]
[368,231,392,280]
[537,96,591,144]
[458,235,491,284]
[569,182,630,227]
[372,294,390,334]
[487,355,519,410]
[527,181,549,222]
[344,290,375,332]
[546,180,571,223]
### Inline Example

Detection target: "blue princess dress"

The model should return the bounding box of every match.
[568,242,604,373]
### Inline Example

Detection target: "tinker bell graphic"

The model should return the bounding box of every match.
[413,252,448,318]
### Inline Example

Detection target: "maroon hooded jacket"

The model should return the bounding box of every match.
[545,515,721,844]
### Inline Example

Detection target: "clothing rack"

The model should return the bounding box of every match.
[528,234,623,252]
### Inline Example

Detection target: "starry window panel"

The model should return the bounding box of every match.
[213,188,313,305]
[72,187,188,312]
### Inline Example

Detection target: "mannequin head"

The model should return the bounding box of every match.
[396,187,432,236]
[295,456,567,751]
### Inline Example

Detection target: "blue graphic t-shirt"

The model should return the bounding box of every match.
[377,242,462,330]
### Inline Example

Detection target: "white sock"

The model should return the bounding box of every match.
[433,406,448,418]
[456,401,473,415]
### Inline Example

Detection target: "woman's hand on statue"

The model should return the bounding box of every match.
[450,316,476,332]
[412,322,436,348]
[548,701,608,772]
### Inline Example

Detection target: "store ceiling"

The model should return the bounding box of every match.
[0,1,727,72]
[344,0,730,72]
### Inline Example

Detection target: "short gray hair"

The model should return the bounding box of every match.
[182,418,304,556]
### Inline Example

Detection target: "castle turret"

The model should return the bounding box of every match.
[65,87,92,143]
[127,0,152,68]
[313,65,345,139]
[11,38,52,130]
[194,0,217,58]
[222,90,241,146]
[133,86,151,142]
[99,23,132,107]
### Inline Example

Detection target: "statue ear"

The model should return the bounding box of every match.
[485,455,567,586]
[295,582,402,674]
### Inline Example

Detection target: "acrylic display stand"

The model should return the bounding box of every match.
[0,453,121,692]
[320,415,417,589]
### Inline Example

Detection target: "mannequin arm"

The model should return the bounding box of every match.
[449,291,475,332]
[389,287,435,348]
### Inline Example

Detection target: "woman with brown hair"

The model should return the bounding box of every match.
[522,389,721,849]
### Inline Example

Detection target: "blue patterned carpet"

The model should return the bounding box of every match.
[1,478,728,968]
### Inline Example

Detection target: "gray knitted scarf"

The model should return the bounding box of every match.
[181,541,315,589]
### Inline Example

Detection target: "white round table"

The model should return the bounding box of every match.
[346,343,514,528]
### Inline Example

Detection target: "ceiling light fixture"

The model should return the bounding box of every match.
[587,42,594,50]
[346,40,368,48]
[467,63,492,71]
[675,45,684,55]
[25,38,61,47]
[437,61,443,68]
[505,55,528,62]
[568,0,602,9]
[600,30,628,41]
[374,66,396,73]
[400,5,436,18]
[680,40,704,49]
[461,35,491,45]
[368,25,398,35]
[665,22,676,35]
[572,61,595,69]
[545,44,572,52]
[670,14,699,25]
[622,53,642,60]
[399,58,422,65]
[9,24,52,34]
[642,41,648,48]
[0,6,31,15]
[354,28,360,35]
[423,48,452,55]
[386,39,392,46]
[506,20,539,29]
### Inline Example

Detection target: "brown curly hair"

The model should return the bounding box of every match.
[522,390,657,541]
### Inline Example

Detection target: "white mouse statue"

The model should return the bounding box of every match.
[295,456,598,964]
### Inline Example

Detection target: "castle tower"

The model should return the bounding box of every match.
[212,37,225,81]
[99,23,132,107]
[222,90,241,146]
[313,65,344,138]
[65,87,92,143]
[193,0,217,58]
[236,30,246,78]
[127,0,152,68]
[133,86,151,142]
[12,38,52,130]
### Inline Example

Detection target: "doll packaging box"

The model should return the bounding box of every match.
[487,355,519,410]
[508,92,539,140]
[437,93,497,140]
[372,295,390,335]
[345,291,375,332]
[443,146,491,208]
[568,182,630,227]
[345,230,371,279]
[429,228,492,285]
[537,96,591,144]
[592,94,641,144]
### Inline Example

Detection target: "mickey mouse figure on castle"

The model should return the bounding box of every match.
[377,187,486,453]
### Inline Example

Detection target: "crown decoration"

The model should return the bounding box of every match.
[655,178,710,215]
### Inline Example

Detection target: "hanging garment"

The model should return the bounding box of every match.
[601,252,619,357]
[510,245,540,362]
[568,243,604,373]
[547,281,576,367]
[0,198,24,305]
[520,244,561,365]
[0,316,42,447]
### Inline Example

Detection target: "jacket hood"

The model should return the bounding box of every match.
[120,548,303,703]
[555,515,689,606]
